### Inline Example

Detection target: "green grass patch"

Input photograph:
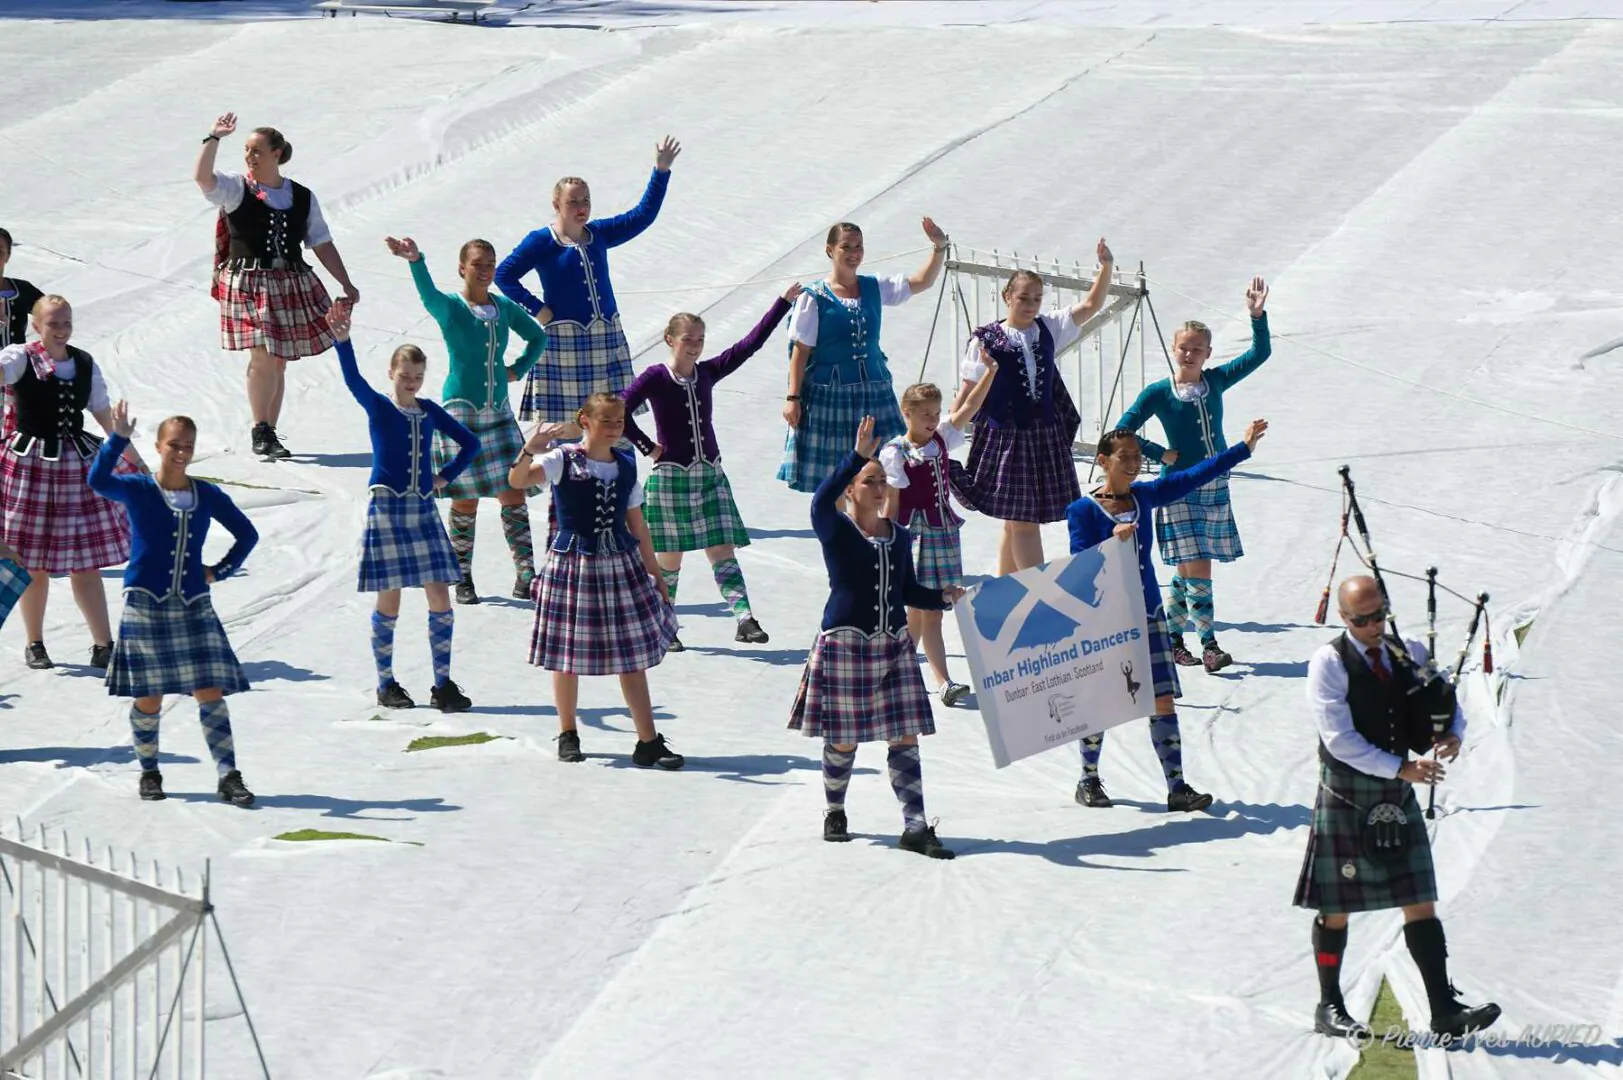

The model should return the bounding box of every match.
[1514,619,1534,647]
[1349,978,1418,1080]
[406,732,502,752]
[274,829,391,843]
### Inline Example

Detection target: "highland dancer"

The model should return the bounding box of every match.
[89,405,258,806]
[1,295,138,671]
[1297,576,1500,1042]
[195,111,358,459]
[1114,278,1272,671]
[952,240,1114,574]
[778,219,949,493]
[880,358,996,704]
[0,227,43,350]
[1064,418,1269,812]
[621,285,800,649]
[331,305,480,713]
[791,416,964,858]
[510,394,683,769]
[386,236,550,604]
[495,137,681,424]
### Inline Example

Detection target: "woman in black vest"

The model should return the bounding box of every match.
[0,228,43,353]
[195,112,359,460]
[1296,575,1499,1042]
[0,295,144,670]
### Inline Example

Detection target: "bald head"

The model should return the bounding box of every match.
[1337,575,1387,645]
[1338,576,1381,609]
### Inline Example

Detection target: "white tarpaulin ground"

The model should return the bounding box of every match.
[0,2,1619,1078]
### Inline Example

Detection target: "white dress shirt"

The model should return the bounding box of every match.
[1307,635,1466,779]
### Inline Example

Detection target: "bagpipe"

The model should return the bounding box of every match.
[1316,466,1492,819]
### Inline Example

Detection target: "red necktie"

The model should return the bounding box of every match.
[1366,646,1395,688]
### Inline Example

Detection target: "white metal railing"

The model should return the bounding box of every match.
[0,822,268,1080]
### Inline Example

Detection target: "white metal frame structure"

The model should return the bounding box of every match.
[0,823,268,1080]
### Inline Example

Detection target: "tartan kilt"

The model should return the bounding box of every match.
[0,442,131,572]
[643,461,750,553]
[776,379,904,494]
[357,490,462,592]
[952,381,1082,523]
[1145,606,1182,699]
[106,591,249,698]
[0,558,32,630]
[788,628,936,744]
[528,545,678,675]
[1154,471,1243,564]
[903,519,962,591]
[1293,761,1437,914]
[433,401,537,500]
[212,265,334,361]
[519,317,634,424]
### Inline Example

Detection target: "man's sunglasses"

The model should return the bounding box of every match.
[1342,609,1387,628]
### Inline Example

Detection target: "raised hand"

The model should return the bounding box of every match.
[523,422,556,455]
[111,400,136,439]
[1242,418,1269,449]
[655,135,681,171]
[384,236,421,262]
[922,217,949,250]
[210,112,237,140]
[782,281,804,303]
[326,300,353,342]
[1097,237,1114,266]
[1245,276,1269,317]
[854,415,879,459]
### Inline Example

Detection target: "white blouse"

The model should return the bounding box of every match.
[204,172,334,248]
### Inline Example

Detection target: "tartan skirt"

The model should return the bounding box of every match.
[357,490,462,593]
[528,545,678,675]
[788,628,936,744]
[106,591,250,698]
[0,558,32,630]
[1155,471,1243,564]
[1144,606,1182,699]
[776,379,905,494]
[904,519,963,591]
[212,265,334,361]
[0,443,131,572]
[1293,761,1437,915]
[518,317,633,424]
[433,401,535,500]
[644,461,750,553]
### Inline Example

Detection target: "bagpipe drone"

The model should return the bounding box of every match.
[1316,466,1492,819]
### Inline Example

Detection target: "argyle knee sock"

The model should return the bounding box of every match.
[1186,576,1215,644]
[1165,575,1190,636]
[660,567,681,606]
[499,504,535,581]
[1080,732,1104,780]
[428,609,454,688]
[823,744,855,809]
[1150,713,1184,790]
[1314,917,1349,1007]
[710,557,753,620]
[197,699,236,777]
[129,705,161,772]
[887,744,926,831]
[371,610,398,690]
[448,509,477,581]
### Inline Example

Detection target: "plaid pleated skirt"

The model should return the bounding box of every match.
[643,461,750,553]
[212,264,334,361]
[357,490,462,593]
[788,628,936,744]
[0,558,32,630]
[1144,606,1182,700]
[1155,471,1243,564]
[953,382,1082,524]
[433,401,535,500]
[518,317,633,424]
[106,591,250,698]
[776,379,905,494]
[0,443,131,572]
[904,520,962,591]
[528,545,678,675]
[1293,762,1437,915]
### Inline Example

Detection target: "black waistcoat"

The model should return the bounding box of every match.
[223,181,313,269]
[3,279,44,348]
[1319,633,1424,775]
[9,347,98,459]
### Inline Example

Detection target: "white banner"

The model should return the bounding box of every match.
[954,538,1154,768]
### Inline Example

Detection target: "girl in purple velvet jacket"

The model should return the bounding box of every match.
[621,284,800,649]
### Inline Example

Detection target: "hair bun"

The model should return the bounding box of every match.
[279,141,294,164]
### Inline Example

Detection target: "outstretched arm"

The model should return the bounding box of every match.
[86,418,142,504]
[593,142,677,247]
[1207,278,1272,391]
[194,112,235,193]
[394,240,453,324]
[1136,420,1267,509]
[1066,239,1116,325]
[904,217,950,293]
[328,305,381,411]
[711,287,798,380]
